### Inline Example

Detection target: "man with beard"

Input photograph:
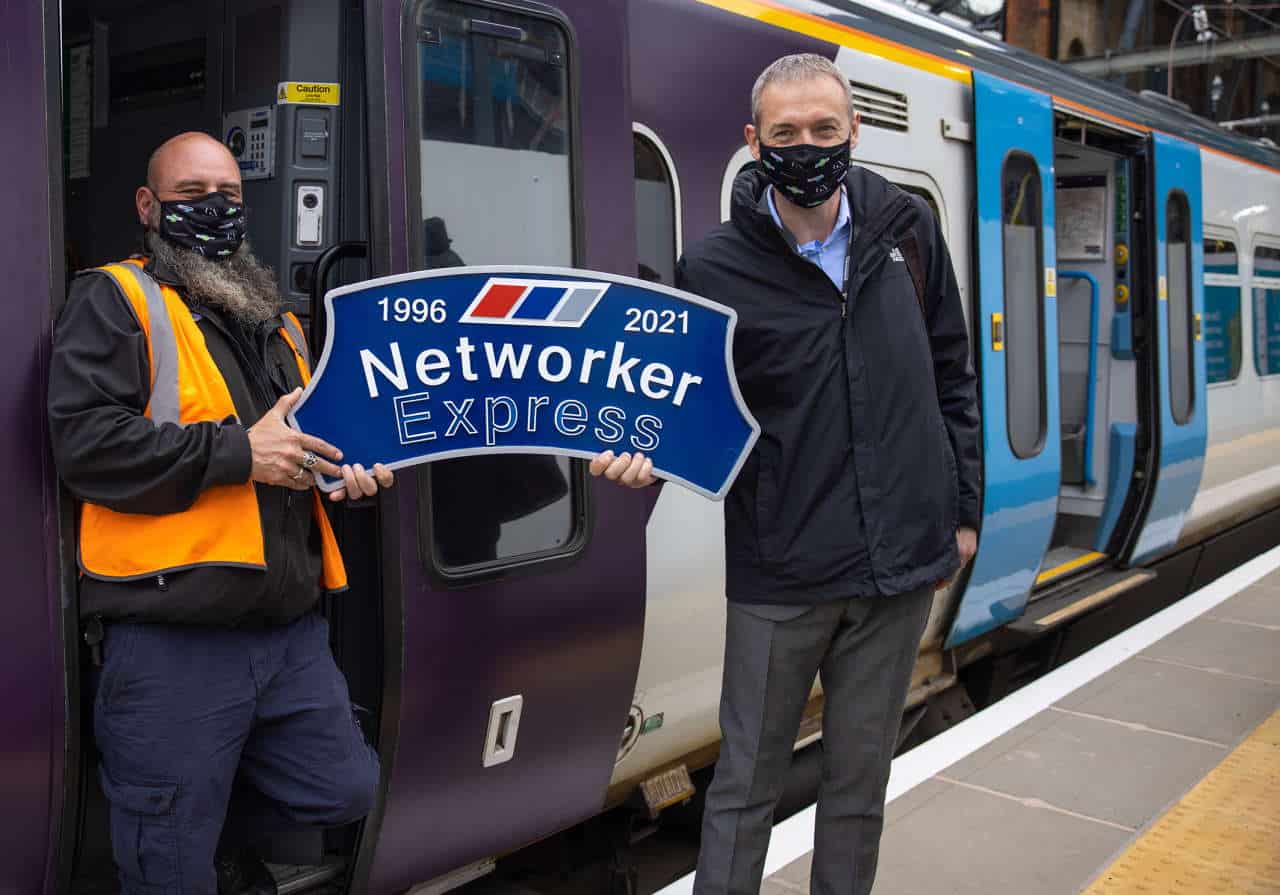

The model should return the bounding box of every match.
[48,132,393,895]
[593,55,980,895]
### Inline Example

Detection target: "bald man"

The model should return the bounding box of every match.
[48,132,390,895]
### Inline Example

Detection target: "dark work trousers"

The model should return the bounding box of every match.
[693,587,933,895]
[92,611,380,895]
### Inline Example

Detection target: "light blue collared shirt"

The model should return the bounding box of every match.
[767,186,852,291]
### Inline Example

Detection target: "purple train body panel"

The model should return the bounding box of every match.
[0,3,65,893]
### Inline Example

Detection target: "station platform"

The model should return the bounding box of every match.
[659,545,1280,895]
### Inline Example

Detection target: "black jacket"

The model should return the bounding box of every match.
[677,166,981,603]
[48,256,325,625]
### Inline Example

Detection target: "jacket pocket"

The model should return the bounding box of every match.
[99,768,180,890]
[937,418,960,532]
[754,442,783,564]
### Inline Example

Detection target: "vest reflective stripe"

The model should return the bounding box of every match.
[108,263,184,426]
[279,313,310,371]
[78,259,348,592]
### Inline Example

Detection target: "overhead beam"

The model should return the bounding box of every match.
[1067,33,1280,76]
[1221,113,1280,129]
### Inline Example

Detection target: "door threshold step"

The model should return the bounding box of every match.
[1007,567,1157,641]
[1034,548,1108,590]
[270,860,346,895]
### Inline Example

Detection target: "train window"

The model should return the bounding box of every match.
[1001,152,1047,459]
[633,127,679,284]
[1166,192,1194,423]
[1255,244,1280,377]
[896,183,940,222]
[412,0,584,574]
[415,0,573,266]
[1203,236,1242,385]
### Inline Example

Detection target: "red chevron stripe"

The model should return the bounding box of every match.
[470,283,527,318]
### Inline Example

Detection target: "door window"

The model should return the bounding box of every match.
[412,0,584,574]
[633,129,678,285]
[1001,152,1047,459]
[1255,244,1280,377]
[1202,236,1242,385]
[1165,192,1194,423]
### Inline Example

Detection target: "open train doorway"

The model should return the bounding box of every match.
[1033,112,1154,593]
[55,2,385,892]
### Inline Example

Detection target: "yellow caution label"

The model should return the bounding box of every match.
[1159,275,1168,300]
[277,82,340,105]
[1045,267,1057,298]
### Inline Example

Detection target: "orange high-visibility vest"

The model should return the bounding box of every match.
[78,258,348,591]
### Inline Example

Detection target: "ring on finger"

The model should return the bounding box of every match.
[301,450,320,470]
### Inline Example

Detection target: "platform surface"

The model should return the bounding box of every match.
[761,565,1280,895]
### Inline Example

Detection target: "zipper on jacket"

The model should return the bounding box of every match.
[156,574,168,592]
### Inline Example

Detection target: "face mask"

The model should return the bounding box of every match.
[757,140,850,209]
[155,191,247,259]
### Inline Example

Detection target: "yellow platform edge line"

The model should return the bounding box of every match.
[1035,550,1106,586]
[1081,709,1280,894]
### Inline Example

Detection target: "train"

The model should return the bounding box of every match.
[2,0,1278,892]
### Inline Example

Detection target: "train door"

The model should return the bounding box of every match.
[945,72,1061,646]
[1031,129,1206,601]
[1127,135,1208,561]
[1032,114,1153,591]
[354,1,647,892]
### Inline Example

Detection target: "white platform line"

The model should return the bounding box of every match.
[655,543,1280,894]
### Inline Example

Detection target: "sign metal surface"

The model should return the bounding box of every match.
[290,267,760,500]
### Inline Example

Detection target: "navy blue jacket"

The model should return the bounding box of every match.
[677,166,981,603]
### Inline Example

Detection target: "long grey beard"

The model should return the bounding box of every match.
[145,230,283,326]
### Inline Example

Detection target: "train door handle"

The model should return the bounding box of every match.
[483,695,524,768]
[991,312,1005,352]
[1194,312,1202,341]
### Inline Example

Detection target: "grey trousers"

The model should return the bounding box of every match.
[693,587,933,895]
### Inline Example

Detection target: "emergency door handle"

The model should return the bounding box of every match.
[991,312,1005,352]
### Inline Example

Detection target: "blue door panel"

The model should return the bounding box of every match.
[1130,135,1208,563]
[946,72,1061,648]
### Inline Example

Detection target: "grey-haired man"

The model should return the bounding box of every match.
[593,54,980,894]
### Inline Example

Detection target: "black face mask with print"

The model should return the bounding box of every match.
[156,191,247,260]
[756,140,850,209]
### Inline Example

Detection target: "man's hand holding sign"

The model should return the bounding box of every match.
[290,267,759,499]
[253,387,394,499]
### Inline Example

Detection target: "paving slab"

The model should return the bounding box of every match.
[1056,654,1279,744]
[884,777,951,829]
[1208,583,1280,628]
[760,780,952,893]
[942,709,1227,829]
[1254,566,1280,592]
[1141,616,1280,683]
[856,780,1129,895]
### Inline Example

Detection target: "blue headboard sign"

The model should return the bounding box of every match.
[289,266,761,500]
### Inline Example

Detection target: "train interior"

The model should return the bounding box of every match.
[1036,114,1152,592]
[58,1,381,890]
